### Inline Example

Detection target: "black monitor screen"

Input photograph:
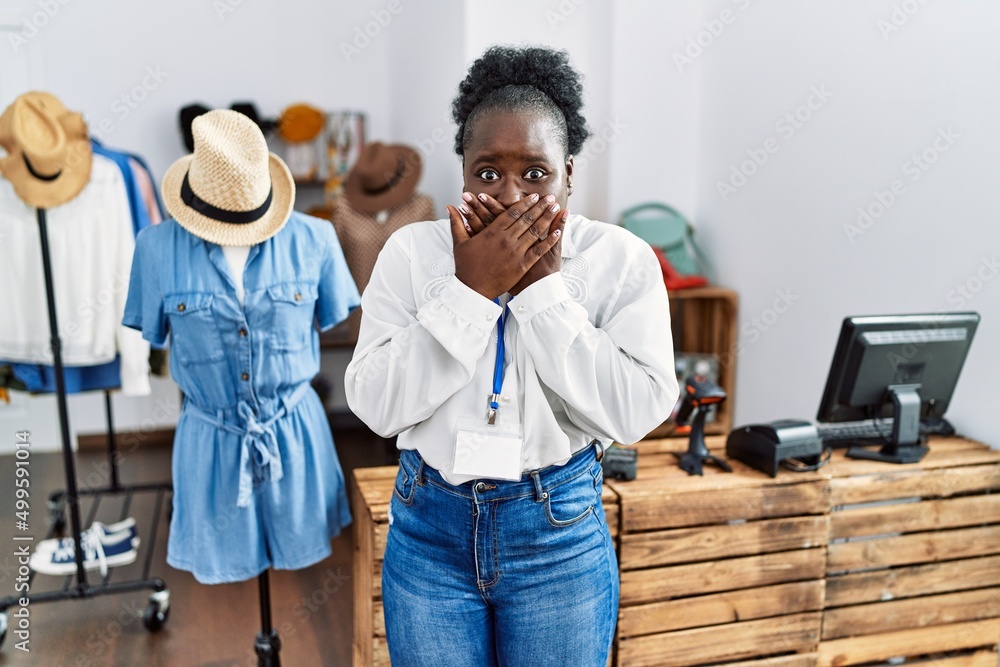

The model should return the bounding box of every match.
[817,312,979,424]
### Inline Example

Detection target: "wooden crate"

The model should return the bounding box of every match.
[609,435,829,667]
[819,437,1000,667]
[352,464,621,667]
[646,286,739,440]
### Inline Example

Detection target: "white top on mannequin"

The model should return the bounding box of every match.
[222,245,252,305]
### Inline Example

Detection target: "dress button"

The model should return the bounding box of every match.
[177,303,186,312]
[241,372,249,381]
[294,293,302,301]
[239,328,247,337]
[502,395,510,403]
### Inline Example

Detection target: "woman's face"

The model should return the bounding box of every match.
[462,109,573,210]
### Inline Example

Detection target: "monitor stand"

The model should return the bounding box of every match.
[846,384,929,464]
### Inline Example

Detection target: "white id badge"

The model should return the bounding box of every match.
[453,418,524,481]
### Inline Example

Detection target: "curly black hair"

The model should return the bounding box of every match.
[452,45,590,157]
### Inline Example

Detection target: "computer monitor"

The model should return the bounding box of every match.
[816,312,980,463]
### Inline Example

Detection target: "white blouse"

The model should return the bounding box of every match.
[0,155,150,395]
[345,215,679,485]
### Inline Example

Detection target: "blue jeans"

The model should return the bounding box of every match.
[382,444,619,666]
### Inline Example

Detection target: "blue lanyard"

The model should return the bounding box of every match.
[486,298,509,425]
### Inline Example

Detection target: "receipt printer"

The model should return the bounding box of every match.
[726,419,824,477]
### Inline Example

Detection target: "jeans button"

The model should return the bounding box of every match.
[475,482,486,493]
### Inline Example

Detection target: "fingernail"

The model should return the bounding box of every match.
[530,193,540,202]
[550,203,560,213]
[464,223,473,233]
[544,194,554,204]
[478,193,488,202]
[562,210,570,220]
[458,204,470,216]
[553,229,562,238]
[462,192,474,203]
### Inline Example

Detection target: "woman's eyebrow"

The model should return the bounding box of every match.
[470,153,553,166]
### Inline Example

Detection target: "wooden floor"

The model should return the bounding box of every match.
[0,426,396,667]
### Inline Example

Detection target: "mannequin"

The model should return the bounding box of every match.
[124,109,360,666]
[222,245,252,305]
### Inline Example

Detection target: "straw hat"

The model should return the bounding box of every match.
[344,142,421,214]
[162,109,295,246]
[0,92,92,208]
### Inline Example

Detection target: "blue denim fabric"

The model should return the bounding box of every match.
[122,213,360,583]
[382,445,619,666]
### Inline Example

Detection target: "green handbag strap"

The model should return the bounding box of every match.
[620,202,688,224]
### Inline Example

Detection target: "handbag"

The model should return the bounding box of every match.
[620,203,709,289]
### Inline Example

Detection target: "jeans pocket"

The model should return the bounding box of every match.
[393,459,418,506]
[543,475,596,528]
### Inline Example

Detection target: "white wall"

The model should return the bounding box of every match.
[693,0,1000,442]
[0,0,395,451]
[2,0,996,452]
[463,0,615,221]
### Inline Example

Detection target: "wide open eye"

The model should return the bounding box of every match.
[524,168,546,180]
[477,169,500,181]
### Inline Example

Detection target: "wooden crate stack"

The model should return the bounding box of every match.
[647,287,738,439]
[608,436,829,667]
[351,465,620,667]
[819,437,1000,667]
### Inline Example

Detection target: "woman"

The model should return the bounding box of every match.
[346,45,678,666]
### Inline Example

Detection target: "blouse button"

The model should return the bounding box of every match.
[517,305,525,313]
[239,328,247,337]
[241,372,249,381]
[177,303,186,312]
[294,293,302,302]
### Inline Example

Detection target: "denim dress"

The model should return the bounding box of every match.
[123,212,360,584]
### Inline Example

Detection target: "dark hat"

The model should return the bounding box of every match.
[231,102,274,134]
[344,142,421,214]
[178,103,209,153]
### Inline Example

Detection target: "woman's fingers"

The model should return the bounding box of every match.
[518,198,560,243]
[529,209,568,260]
[462,191,496,232]
[447,205,472,245]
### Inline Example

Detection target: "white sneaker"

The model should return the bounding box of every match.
[30,521,140,577]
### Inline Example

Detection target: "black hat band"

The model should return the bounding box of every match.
[181,170,272,224]
[23,154,62,182]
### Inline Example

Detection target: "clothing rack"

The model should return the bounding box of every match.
[0,208,173,650]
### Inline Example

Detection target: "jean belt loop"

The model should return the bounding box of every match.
[530,470,546,502]
[592,438,605,462]
[414,455,425,485]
